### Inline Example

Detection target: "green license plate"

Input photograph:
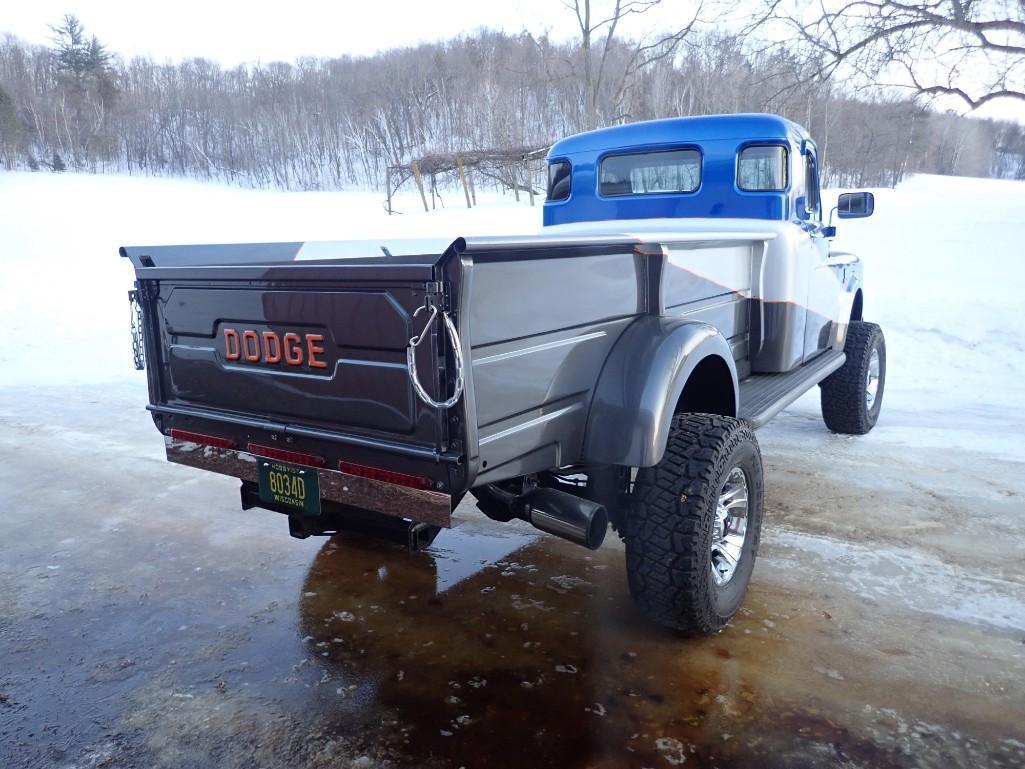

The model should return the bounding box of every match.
[258,460,321,515]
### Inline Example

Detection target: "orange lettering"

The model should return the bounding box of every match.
[262,332,282,363]
[224,328,240,360]
[283,333,303,365]
[306,334,327,369]
[242,330,260,362]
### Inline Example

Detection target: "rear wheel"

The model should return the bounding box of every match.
[626,414,764,635]
[820,321,886,434]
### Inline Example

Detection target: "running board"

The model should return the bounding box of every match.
[738,351,846,428]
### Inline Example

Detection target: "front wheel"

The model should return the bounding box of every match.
[626,414,764,635]
[820,321,886,434]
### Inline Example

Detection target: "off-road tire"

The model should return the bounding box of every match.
[820,321,886,434]
[626,414,764,635]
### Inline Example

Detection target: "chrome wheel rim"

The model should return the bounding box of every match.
[866,347,880,410]
[710,466,749,586]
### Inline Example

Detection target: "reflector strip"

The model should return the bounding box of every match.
[339,461,436,491]
[248,443,327,468]
[169,429,238,450]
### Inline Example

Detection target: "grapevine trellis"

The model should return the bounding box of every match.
[385,145,551,214]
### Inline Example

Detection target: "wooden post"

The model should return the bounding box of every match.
[455,156,472,208]
[525,160,535,207]
[385,166,392,215]
[410,161,429,213]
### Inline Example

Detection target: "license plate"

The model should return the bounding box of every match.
[257,460,321,515]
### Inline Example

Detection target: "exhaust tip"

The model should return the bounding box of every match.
[522,488,609,550]
[582,505,609,550]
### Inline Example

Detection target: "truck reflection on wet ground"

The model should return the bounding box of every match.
[2,477,1024,769]
[293,525,1025,769]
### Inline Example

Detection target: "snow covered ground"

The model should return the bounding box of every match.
[815,174,1025,462]
[0,173,538,388]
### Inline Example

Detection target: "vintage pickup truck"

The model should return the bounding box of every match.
[124,113,885,634]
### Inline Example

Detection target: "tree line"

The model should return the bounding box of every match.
[1,15,1023,197]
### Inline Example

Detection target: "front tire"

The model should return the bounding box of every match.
[626,414,764,635]
[820,321,886,434]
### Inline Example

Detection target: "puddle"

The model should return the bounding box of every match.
[2,499,1024,769]
[287,524,1025,769]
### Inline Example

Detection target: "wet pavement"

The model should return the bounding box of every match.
[2,381,1025,769]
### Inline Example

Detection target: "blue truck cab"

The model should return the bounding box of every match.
[544,113,825,227]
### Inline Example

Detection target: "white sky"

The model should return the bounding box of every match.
[0,0,605,63]
[1,0,1022,122]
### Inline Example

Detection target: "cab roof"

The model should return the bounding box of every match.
[549,113,810,157]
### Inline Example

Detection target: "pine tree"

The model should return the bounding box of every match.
[51,153,66,172]
[0,83,24,169]
[50,14,110,88]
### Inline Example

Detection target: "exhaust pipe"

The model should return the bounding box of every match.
[518,487,608,550]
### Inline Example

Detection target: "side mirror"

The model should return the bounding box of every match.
[837,191,874,219]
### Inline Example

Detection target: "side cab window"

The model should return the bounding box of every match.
[802,149,821,222]
[547,160,572,201]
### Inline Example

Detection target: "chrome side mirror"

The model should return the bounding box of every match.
[837,191,875,219]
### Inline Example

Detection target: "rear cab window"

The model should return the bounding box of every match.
[599,149,701,197]
[738,145,788,191]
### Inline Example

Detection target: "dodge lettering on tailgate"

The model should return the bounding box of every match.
[222,328,328,369]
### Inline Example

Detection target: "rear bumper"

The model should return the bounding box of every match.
[165,437,452,527]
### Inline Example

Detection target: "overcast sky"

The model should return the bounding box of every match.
[0,0,651,64]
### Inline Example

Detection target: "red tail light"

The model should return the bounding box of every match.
[169,429,238,450]
[247,443,326,468]
[339,461,436,491]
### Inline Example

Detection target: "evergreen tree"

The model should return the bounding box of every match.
[0,83,21,168]
[50,14,110,88]
[51,152,66,172]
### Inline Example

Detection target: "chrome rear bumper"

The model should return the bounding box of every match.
[165,437,452,527]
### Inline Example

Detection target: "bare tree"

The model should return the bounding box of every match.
[752,0,1025,110]
[562,0,702,127]
[0,23,1015,189]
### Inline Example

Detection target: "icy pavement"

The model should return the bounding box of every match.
[1,379,1024,769]
[2,172,1025,767]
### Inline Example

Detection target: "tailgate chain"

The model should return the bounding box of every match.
[128,289,146,371]
[407,301,465,409]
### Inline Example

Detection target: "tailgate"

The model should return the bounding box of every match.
[124,241,464,467]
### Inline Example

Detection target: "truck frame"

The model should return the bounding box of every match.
[123,114,886,634]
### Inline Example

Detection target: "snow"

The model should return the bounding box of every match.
[0,172,537,387]
[816,176,1025,462]
[765,528,1025,632]
[1,170,1023,465]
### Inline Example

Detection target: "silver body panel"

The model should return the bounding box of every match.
[448,218,862,487]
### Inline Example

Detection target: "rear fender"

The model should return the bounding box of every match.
[582,318,738,467]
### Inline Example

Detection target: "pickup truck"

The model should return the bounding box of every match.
[123,113,885,635]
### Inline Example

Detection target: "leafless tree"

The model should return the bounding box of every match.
[751,0,1025,110]
[1,23,1019,190]
[562,0,703,127]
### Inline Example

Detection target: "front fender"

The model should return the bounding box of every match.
[825,251,864,350]
[582,317,738,467]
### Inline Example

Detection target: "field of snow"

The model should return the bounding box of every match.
[1,169,1023,457]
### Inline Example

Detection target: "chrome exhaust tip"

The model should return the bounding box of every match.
[520,487,608,550]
